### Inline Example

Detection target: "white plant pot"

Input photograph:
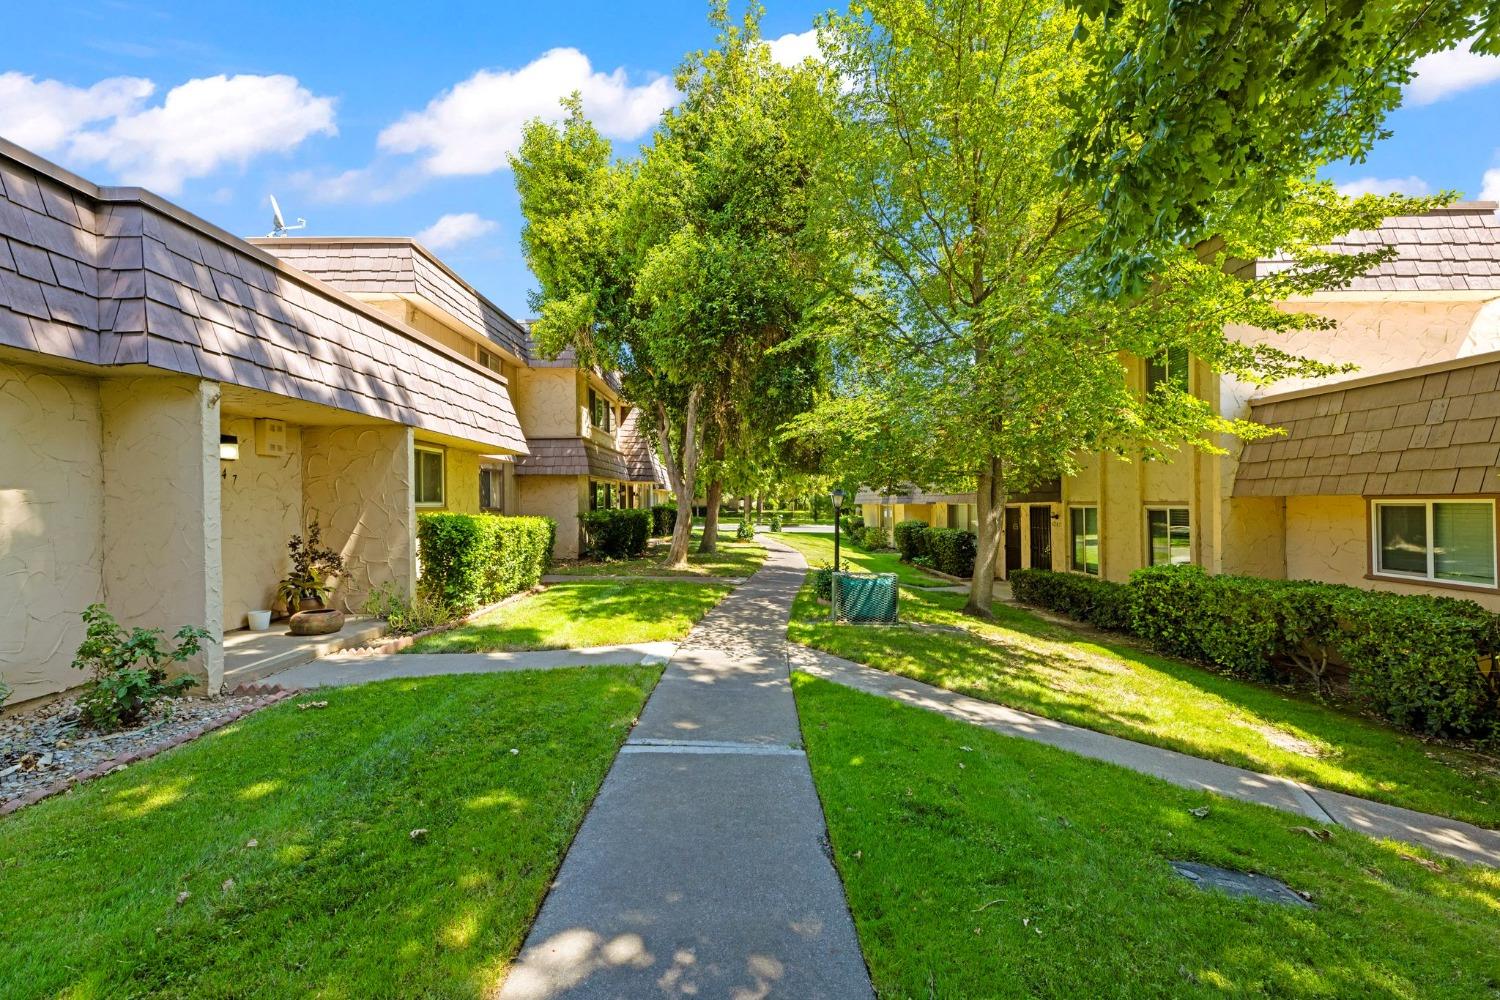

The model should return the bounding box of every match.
[247,610,273,631]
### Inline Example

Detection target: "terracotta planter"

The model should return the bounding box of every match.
[288,609,345,636]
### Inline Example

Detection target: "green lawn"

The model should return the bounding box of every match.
[552,525,766,579]
[775,530,945,587]
[789,582,1500,829]
[405,579,730,653]
[0,668,657,999]
[796,675,1500,999]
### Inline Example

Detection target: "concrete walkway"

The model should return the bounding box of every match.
[791,645,1500,868]
[263,642,677,689]
[500,539,873,999]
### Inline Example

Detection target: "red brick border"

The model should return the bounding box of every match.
[0,689,296,817]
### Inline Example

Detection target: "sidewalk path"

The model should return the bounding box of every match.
[263,642,676,689]
[500,539,873,999]
[791,645,1500,868]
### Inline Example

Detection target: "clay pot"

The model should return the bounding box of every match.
[288,609,345,636]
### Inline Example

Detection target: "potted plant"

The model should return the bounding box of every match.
[275,522,345,614]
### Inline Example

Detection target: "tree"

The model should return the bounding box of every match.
[796,0,1423,616]
[1057,1,1496,296]
[514,3,837,568]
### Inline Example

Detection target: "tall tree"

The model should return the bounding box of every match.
[1058,1,1495,296]
[797,0,1422,615]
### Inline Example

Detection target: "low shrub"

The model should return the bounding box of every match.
[581,508,652,559]
[417,513,555,614]
[650,504,677,537]
[768,513,783,532]
[71,603,208,730]
[926,528,978,577]
[859,524,888,549]
[1010,569,1133,632]
[736,518,755,541]
[893,520,929,562]
[840,513,863,542]
[362,583,459,636]
[811,564,836,601]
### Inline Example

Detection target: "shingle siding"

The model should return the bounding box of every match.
[514,437,630,480]
[0,140,526,454]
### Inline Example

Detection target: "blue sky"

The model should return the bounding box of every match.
[3,1,1498,316]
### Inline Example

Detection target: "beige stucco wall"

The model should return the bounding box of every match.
[513,368,580,439]
[100,376,224,693]
[302,425,416,612]
[1283,494,1500,612]
[219,416,302,631]
[0,361,106,703]
[517,475,586,559]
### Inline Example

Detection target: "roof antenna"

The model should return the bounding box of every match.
[266,195,306,237]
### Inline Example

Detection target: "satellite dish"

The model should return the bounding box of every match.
[266,195,306,237]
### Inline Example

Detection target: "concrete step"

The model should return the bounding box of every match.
[221,615,387,690]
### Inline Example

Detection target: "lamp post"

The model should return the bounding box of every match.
[830,488,845,572]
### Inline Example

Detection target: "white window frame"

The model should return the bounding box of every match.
[1145,505,1192,566]
[1370,498,1498,589]
[1068,504,1100,576]
[414,445,446,508]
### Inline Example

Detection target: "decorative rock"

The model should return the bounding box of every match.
[288,609,345,636]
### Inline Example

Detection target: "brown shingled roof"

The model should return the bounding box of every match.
[514,437,630,480]
[1235,352,1500,498]
[1258,203,1500,293]
[617,407,665,484]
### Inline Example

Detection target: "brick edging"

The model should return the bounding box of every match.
[0,689,297,817]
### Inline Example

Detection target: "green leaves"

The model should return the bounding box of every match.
[70,603,210,730]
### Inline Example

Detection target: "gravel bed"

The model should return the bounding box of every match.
[1,691,280,809]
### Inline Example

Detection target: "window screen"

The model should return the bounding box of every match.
[1070,506,1099,575]
[1147,508,1191,565]
[415,448,444,506]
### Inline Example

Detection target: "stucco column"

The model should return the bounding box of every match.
[301,425,416,612]
[100,376,225,693]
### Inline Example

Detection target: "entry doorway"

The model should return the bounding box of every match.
[1029,505,1053,571]
[1003,507,1023,579]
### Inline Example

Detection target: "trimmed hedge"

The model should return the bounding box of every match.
[650,504,677,537]
[927,528,978,578]
[581,508,651,559]
[1013,563,1500,738]
[1010,568,1132,632]
[893,519,929,562]
[417,513,554,614]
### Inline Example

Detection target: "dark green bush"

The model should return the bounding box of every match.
[859,524,888,549]
[811,564,836,601]
[893,519,929,562]
[581,508,652,559]
[840,513,863,542]
[650,504,677,536]
[768,512,783,532]
[736,518,755,541]
[1010,569,1133,632]
[926,528,977,577]
[417,513,554,614]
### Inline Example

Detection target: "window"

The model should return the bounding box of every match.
[1373,500,1496,587]
[1147,345,1189,395]
[1147,507,1191,565]
[590,479,617,511]
[415,447,445,507]
[479,467,504,511]
[1069,506,1100,575]
[588,387,614,433]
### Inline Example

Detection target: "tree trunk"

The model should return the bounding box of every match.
[655,388,703,570]
[755,493,763,521]
[966,455,1005,617]
[698,438,725,554]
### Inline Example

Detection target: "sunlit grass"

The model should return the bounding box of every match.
[774,530,945,586]
[790,581,1500,828]
[0,668,658,999]
[553,524,766,578]
[404,580,730,653]
[795,675,1500,999]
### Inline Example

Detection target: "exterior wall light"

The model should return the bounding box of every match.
[220,434,240,461]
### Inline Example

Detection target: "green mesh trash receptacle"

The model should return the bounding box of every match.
[831,571,899,623]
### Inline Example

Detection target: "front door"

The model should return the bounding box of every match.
[1029,505,1053,571]
[1003,507,1023,579]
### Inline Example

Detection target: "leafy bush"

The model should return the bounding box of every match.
[581,508,651,559]
[362,584,459,636]
[859,524,887,549]
[417,513,554,614]
[812,564,836,601]
[70,604,208,730]
[276,521,345,611]
[926,528,978,577]
[650,504,677,537]
[893,520,929,562]
[840,513,865,542]
[768,513,783,532]
[1010,569,1132,632]
[736,518,755,540]
[0,677,10,707]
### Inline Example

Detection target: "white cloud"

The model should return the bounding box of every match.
[378,48,676,176]
[1481,167,1500,203]
[1406,36,1500,106]
[0,73,154,151]
[1336,175,1432,198]
[766,29,821,67]
[68,74,336,194]
[416,212,498,250]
